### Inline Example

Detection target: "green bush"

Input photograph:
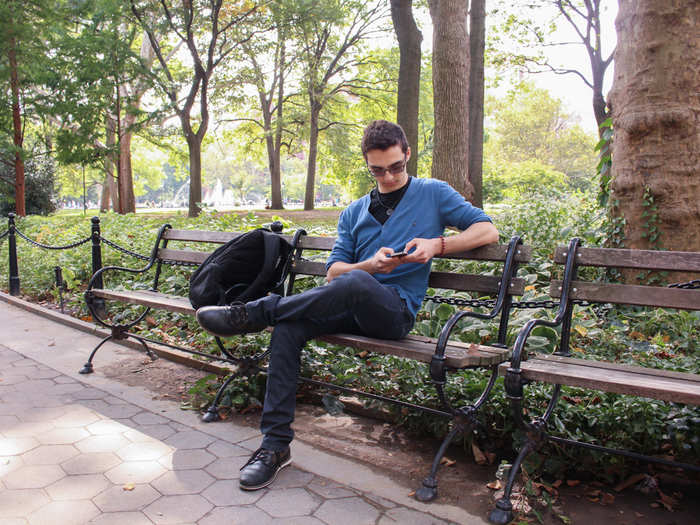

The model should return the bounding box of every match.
[0,156,57,216]
[483,159,567,203]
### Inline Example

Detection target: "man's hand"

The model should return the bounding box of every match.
[403,238,441,264]
[326,247,407,282]
[369,247,408,274]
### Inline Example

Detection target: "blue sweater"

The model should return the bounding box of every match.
[326,177,492,317]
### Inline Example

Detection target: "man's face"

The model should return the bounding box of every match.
[365,144,411,193]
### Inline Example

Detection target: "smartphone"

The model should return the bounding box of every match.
[387,251,408,258]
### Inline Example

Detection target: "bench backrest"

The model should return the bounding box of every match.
[551,245,700,310]
[158,228,532,297]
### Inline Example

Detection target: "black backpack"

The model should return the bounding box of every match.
[188,227,297,310]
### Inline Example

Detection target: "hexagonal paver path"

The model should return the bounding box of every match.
[0,302,476,525]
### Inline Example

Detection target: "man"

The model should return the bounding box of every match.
[196,120,499,491]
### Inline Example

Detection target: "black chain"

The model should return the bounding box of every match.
[14,228,92,250]
[668,279,700,290]
[100,236,197,267]
[426,295,595,310]
[0,229,8,240]
[425,295,496,308]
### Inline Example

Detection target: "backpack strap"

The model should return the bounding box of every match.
[281,229,307,296]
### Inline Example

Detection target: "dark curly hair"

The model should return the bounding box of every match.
[360,120,409,158]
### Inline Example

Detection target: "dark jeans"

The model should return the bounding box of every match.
[245,269,415,451]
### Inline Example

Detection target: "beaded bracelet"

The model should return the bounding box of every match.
[438,235,446,257]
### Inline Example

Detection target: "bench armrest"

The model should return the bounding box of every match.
[85,224,171,326]
[506,238,583,395]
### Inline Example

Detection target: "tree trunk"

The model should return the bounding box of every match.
[608,0,700,277]
[304,103,321,211]
[270,39,285,210]
[101,113,119,212]
[468,0,485,208]
[117,131,135,213]
[8,36,26,217]
[390,0,422,178]
[428,0,472,199]
[187,135,203,217]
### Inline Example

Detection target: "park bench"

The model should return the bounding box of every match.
[489,238,700,524]
[82,223,532,500]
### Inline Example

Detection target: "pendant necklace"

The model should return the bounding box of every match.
[376,191,394,215]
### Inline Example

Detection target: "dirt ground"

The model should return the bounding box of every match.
[101,354,699,525]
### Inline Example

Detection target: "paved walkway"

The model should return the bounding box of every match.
[0,297,484,524]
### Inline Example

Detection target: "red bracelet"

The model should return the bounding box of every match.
[438,235,445,257]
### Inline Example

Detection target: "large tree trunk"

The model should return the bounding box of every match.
[8,36,26,217]
[390,0,422,178]
[468,0,485,208]
[304,103,321,211]
[428,0,472,199]
[608,0,700,277]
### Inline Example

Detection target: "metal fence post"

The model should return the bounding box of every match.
[90,216,105,316]
[91,216,104,288]
[8,213,19,296]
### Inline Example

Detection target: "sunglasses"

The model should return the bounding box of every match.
[367,156,407,177]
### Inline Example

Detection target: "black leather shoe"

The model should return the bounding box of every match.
[239,447,291,490]
[195,302,266,337]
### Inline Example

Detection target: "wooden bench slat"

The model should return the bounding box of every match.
[319,333,510,368]
[92,289,194,315]
[90,289,511,368]
[429,272,525,295]
[163,229,338,250]
[290,260,327,276]
[158,248,208,264]
[163,229,239,243]
[499,354,700,405]
[550,280,700,310]
[163,229,531,263]
[289,261,526,294]
[554,246,700,272]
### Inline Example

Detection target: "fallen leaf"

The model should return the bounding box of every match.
[614,473,647,492]
[408,490,416,497]
[123,483,135,491]
[574,325,588,336]
[566,479,580,487]
[587,497,600,503]
[486,480,503,490]
[657,489,678,511]
[472,442,488,465]
[552,479,563,488]
[601,492,615,505]
[357,351,368,358]
[629,331,645,340]
[440,457,456,467]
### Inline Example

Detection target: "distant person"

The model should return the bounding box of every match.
[195,120,498,490]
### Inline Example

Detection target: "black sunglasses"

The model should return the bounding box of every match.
[367,156,407,177]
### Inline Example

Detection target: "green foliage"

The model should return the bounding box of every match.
[483,82,598,202]
[0,153,57,216]
[483,159,566,202]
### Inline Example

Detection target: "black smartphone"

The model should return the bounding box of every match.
[387,251,408,258]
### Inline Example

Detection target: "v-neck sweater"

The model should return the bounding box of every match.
[326,177,492,317]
